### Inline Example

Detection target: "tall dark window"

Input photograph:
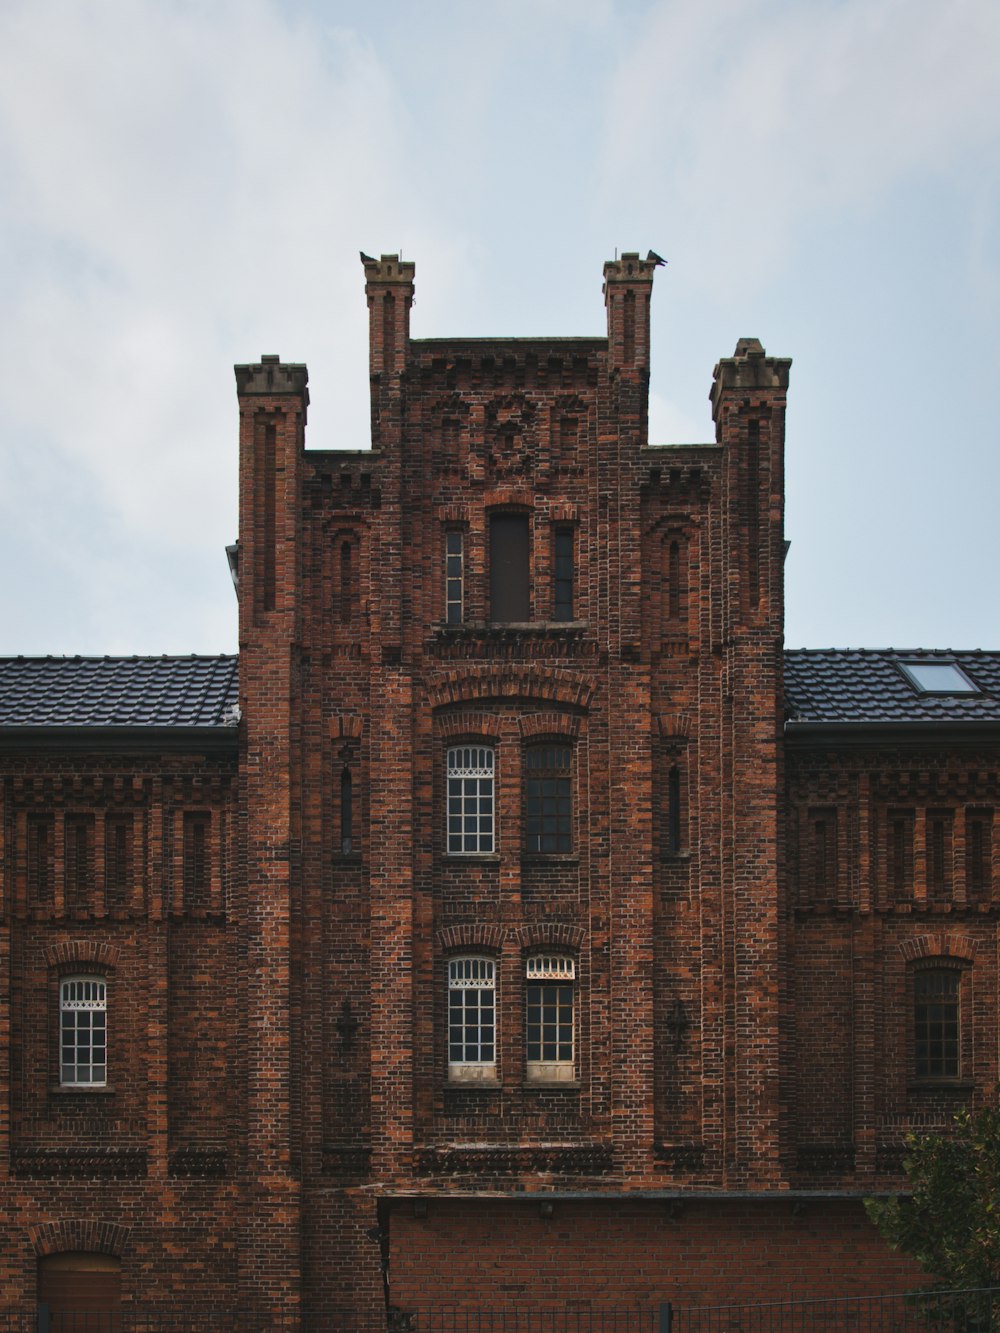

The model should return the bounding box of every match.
[967,811,992,899]
[339,541,354,624]
[914,968,960,1079]
[887,810,914,899]
[65,816,94,909]
[553,527,574,621]
[340,767,354,855]
[811,811,837,901]
[490,513,529,623]
[445,530,464,625]
[524,745,572,854]
[666,765,682,855]
[183,813,210,910]
[928,812,952,899]
[105,814,133,912]
[28,815,53,906]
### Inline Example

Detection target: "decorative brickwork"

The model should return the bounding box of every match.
[1,253,998,1326]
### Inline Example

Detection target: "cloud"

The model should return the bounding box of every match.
[0,0,475,650]
[600,0,1000,296]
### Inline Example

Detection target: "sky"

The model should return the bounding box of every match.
[0,0,997,656]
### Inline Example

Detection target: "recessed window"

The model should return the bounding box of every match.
[446,747,495,855]
[183,813,211,910]
[60,976,107,1087]
[524,745,572,854]
[553,527,574,622]
[897,661,979,695]
[526,954,575,1082]
[914,968,960,1080]
[448,956,496,1081]
[490,513,530,623]
[445,530,464,625]
[105,814,133,912]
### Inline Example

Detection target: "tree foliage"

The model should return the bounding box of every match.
[866,1099,1000,1290]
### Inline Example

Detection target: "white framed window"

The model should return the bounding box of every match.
[447,746,495,854]
[526,954,575,1082]
[60,976,107,1087]
[448,956,496,1082]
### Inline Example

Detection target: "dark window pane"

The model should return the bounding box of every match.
[490,513,530,622]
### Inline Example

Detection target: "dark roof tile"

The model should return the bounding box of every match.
[784,649,1000,726]
[0,656,239,729]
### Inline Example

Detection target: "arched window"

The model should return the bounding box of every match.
[60,976,107,1087]
[340,766,353,855]
[446,747,495,855]
[913,967,961,1081]
[525,954,575,1082]
[448,956,496,1082]
[524,745,572,854]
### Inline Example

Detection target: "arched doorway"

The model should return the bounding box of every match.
[38,1252,121,1331]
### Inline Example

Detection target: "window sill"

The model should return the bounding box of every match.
[661,851,691,864]
[435,621,589,636]
[448,1069,500,1088]
[51,1084,116,1096]
[907,1078,974,1093]
[522,854,579,866]
[525,1064,577,1087]
[524,1079,580,1091]
[443,853,501,863]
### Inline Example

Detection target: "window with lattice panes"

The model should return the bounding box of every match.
[60,976,107,1086]
[524,745,572,855]
[445,530,464,625]
[448,956,496,1082]
[446,747,495,855]
[526,954,575,1082]
[913,967,961,1080]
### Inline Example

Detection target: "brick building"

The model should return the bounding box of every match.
[1,252,998,1325]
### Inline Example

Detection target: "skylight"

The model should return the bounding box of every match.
[897,661,979,695]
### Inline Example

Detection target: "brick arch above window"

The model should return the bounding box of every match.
[329,714,363,741]
[31,1219,131,1259]
[436,923,506,953]
[45,941,119,974]
[435,710,504,743]
[428,667,593,712]
[483,486,533,511]
[900,933,978,964]
[513,922,587,952]
[518,713,581,741]
[656,715,694,742]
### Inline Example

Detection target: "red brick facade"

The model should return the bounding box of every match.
[1,253,996,1324]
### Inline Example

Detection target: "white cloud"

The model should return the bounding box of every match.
[600,0,1000,295]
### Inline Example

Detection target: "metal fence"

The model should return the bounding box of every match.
[1,1291,998,1333]
[401,1290,1000,1333]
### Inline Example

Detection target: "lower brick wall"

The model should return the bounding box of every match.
[388,1198,926,1314]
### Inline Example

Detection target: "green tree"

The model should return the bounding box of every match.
[866,1099,1000,1293]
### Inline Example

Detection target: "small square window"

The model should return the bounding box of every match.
[897,661,979,695]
